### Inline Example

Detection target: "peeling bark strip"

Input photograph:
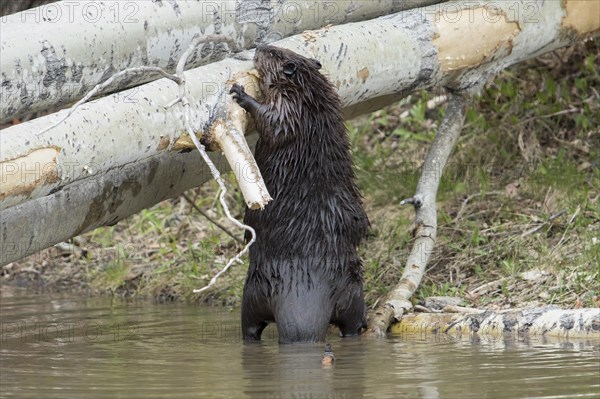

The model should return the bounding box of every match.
[0,147,60,203]
[563,0,600,35]
[393,308,600,339]
[1,0,599,265]
[0,0,444,124]
[434,7,521,72]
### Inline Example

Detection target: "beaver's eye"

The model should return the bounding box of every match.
[283,61,297,76]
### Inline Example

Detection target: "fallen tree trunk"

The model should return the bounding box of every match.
[2,0,599,266]
[0,140,232,266]
[0,0,444,124]
[393,307,600,339]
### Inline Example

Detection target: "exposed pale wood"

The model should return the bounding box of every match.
[563,0,600,35]
[434,6,520,72]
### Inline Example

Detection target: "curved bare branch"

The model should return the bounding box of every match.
[367,93,468,337]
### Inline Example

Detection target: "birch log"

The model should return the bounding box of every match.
[393,307,600,339]
[0,0,444,124]
[1,0,599,265]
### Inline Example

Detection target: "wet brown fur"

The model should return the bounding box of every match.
[230,46,369,343]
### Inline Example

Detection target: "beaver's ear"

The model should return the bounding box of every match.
[310,59,322,70]
[283,61,297,76]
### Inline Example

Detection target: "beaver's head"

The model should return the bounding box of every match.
[253,45,325,97]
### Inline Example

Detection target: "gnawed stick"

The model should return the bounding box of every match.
[214,72,272,210]
[167,36,270,210]
[164,40,258,294]
[367,93,468,337]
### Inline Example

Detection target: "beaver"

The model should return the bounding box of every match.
[230,45,369,343]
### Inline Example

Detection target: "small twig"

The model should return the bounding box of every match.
[468,277,507,297]
[452,191,503,222]
[520,208,568,238]
[182,194,243,244]
[19,267,41,275]
[516,106,580,126]
[400,196,423,207]
[550,206,580,256]
[442,305,485,314]
[414,305,434,313]
[541,107,580,118]
[426,95,448,110]
[166,34,240,109]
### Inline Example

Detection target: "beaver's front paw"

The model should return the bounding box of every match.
[230,83,247,102]
[229,83,258,114]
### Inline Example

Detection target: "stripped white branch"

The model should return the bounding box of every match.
[214,119,273,210]
[155,34,258,293]
[183,103,256,294]
[368,93,468,337]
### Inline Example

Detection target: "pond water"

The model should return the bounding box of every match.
[1,290,598,399]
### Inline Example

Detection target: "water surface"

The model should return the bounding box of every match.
[1,290,598,398]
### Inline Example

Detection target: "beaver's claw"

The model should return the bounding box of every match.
[230,83,252,110]
[229,83,246,99]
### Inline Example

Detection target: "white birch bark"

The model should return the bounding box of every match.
[0,0,444,123]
